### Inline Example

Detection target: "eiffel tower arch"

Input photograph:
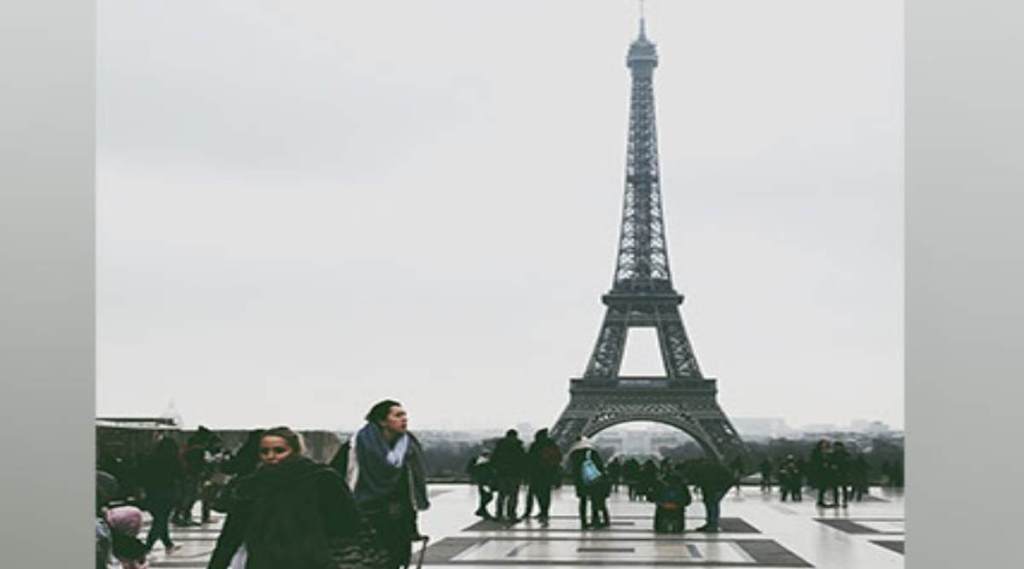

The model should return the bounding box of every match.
[550,18,747,464]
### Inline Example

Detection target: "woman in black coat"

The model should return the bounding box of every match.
[567,437,610,529]
[207,426,362,569]
[141,436,184,553]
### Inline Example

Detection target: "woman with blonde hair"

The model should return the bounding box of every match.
[208,426,365,569]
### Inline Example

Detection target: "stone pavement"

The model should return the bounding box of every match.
[142,485,904,568]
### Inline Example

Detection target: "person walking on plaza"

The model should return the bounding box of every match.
[208,426,367,569]
[639,460,658,501]
[607,457,622,493]
[521,433,538,520]
[467,449,497,520]
[334,400,430,569]
[140,436,184,554]
[831,441,852,507]
[200,434,232,524]
[759,458,774,493]
[729,455,746,496]
[623,457,641,500]
[174,427,215,527]
[880,460,891,485]
[568,437,611,529]
[796,455,809,496]
[778,454,802,502]
[223,429,264,479]
[490,429,527,521]
[524,428,562,525]
[809,439,833,507]
[848,454,869,502]
[689,458,736,533]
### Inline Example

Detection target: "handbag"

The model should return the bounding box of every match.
[327,523,392,569]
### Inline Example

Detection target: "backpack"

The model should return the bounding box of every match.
[580,450,603,486]
[539,444,562,469]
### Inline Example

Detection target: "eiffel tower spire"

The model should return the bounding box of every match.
[614,15,673,292]
[580,18,701,381]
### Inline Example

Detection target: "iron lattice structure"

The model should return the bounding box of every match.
[550,21,747,463]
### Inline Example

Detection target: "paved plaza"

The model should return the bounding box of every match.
[143,485,904,568]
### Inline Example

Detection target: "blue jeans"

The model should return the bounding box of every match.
[703,489,725,529]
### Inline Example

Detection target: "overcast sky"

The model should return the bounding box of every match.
[96,1,903,433]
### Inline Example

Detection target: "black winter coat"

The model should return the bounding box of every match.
[690,459,736,497]
[491,437,527,480]
[207,456,361,569]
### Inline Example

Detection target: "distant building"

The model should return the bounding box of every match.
[801,423,841,434]
[593,427,692,458]
[850,420,894,435]
[731,417,796,439]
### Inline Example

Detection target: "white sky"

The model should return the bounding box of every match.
[96,1,904,432]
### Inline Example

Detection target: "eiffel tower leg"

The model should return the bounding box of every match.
[696,411,748,464]
[654,306,702,378]
[583,307,628,379]
[549,398,592,450]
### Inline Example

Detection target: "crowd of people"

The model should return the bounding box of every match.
[465,434,901,535]
[97,418,900,568]
[756,438,893,507]
[96,400,430,569]
[466,432,737,533]
[466,428,563,525]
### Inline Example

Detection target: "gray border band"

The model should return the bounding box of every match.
[907,0,1024,566]
[0,0,95,565]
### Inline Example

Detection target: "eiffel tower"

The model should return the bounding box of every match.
[549,17,747,463]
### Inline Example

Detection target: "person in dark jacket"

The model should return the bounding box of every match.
[607,457,622,493]
[778,454,802,502]
[639,460,659,501]
[175,427,215,526]
[623,458,641,500]
[467,449,497,519]
[759,458,774,493]
[809,439,833,507]
[568,437,611,529]
[728,456,746,495]
[688,458,736,533]
[331,400,430,569]
[653,465,692,533]
[208,426,362,569]
[490,429,527,521]
[831,441,851,507]
[849,454,870,502]
[140,437,184,553]
[224,429,264,478]
[523,429,562,525]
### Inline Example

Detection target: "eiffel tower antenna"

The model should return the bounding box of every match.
[639,0,647,36]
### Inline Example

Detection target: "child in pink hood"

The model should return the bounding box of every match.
[105,506,150,569]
